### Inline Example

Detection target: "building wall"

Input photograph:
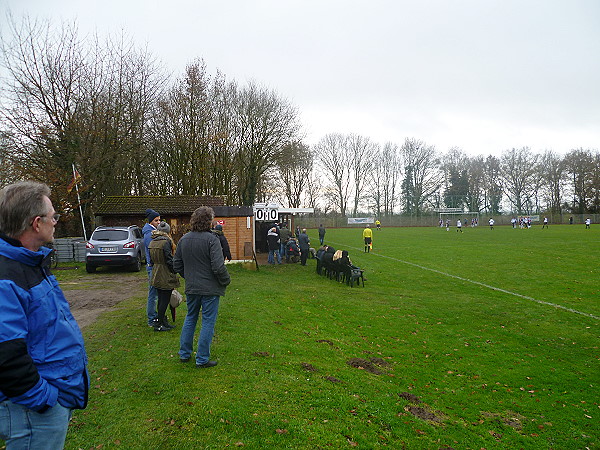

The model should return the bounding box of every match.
[215,216,254,260]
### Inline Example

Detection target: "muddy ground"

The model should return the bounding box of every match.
[60,272,147,329]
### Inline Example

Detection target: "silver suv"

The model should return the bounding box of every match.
[85,226,145,273]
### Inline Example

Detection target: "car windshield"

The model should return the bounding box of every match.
[92,230,129,241]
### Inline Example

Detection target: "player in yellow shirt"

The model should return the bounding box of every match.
[362,225,373,252]
[375,219,381,230]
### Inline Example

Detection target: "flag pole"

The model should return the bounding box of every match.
[72,163,87,241]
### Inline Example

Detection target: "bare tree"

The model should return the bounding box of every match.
[563,148,595,214]
[316,133,351,216]
[303,170,324,213]
[465,155,485,213]
[537,150,564,214]
[441,147,469,209]
[366,143,384,217]
[483,155,502,214]
[366,141,403,217]
[347,134,376,215]
[400,138,442,215]
[0,17,164,224]
[380,142,402,216]
[499,147,538,214]
[149,60,221,195]
[277,140,312,208]
[231,81,300,206]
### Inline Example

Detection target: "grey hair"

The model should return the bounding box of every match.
[0,181,51,237]
[190,206,214,232]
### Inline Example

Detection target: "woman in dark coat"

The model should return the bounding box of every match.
[213,224,232,261]
[149,221,180,331]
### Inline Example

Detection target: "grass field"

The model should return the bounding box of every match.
[56,224,598,449]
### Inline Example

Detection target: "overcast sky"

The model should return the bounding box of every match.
[2,0,599,156]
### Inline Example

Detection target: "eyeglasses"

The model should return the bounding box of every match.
[39,213,61,224]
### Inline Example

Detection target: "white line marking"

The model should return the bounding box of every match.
[333,242,600,321]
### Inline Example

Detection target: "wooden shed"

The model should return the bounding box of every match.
[94,196,254,261]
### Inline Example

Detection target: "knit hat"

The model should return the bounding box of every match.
[157,221,170,234]
[215,224,223,231]
[146,208,160,222]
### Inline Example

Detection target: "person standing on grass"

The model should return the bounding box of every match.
[375,219,381,230]
[585,217,591,229]
[267,227,281,265]
[143,208,161,327]
[0,181,89,449]
[489,218,494,230]
[298,228,310,266]
[363,225,373,252]
[318,224,326,245]
[175,206,230,369]
[279,222,289,261]
[148,221,179,332]
[212,224,232,262]
[456,219,463,233]
[542,217,549,229]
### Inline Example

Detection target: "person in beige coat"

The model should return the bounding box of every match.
[149,221,180,331]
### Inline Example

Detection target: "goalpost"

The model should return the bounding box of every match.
[437,209,480,226]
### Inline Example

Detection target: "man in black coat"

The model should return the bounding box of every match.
[298,228,310,266]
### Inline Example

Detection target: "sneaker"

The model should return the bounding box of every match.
[154,325,171,332]
[196,360,218,369]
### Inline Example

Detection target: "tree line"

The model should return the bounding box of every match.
[1,18,598,232]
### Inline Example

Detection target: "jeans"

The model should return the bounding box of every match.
[279,243,285,260]
[179,295,220,365]
[146,265,157,325]
[268,249,281,264]
[0,401,72,449]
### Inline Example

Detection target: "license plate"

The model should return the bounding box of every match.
[100,246,117,252]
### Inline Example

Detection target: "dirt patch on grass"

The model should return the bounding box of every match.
[346,357,389,375]
[405,405,445,423]
[481,411,526,430]
[62,273,147,329]
[301,363,318,372]
[324,376,342,383]
[398,392,421,403]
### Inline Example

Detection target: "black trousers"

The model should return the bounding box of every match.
[156,288,173,324]
[300,250,308,266]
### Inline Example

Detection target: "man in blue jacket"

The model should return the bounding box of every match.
[0,181,89,448]
[143,208,161,326]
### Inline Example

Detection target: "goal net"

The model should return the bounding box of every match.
[437,209,480,226]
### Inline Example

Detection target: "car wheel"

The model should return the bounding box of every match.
[130,256,141,272]
[86,264,97,273]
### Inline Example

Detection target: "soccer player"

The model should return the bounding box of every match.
[363,225,373,252]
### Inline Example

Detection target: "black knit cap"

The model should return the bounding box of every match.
[145,208,160,222]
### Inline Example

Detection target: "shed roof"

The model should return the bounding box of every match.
[95,195,226,215]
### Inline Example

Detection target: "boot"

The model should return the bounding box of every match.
[162,317,175,329]
[153,318,170,332]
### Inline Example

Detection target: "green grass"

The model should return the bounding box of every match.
[54,225,599,448]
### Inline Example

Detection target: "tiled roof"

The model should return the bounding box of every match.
[96,196,226,215]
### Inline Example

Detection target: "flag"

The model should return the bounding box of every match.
[67,169,81,193]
